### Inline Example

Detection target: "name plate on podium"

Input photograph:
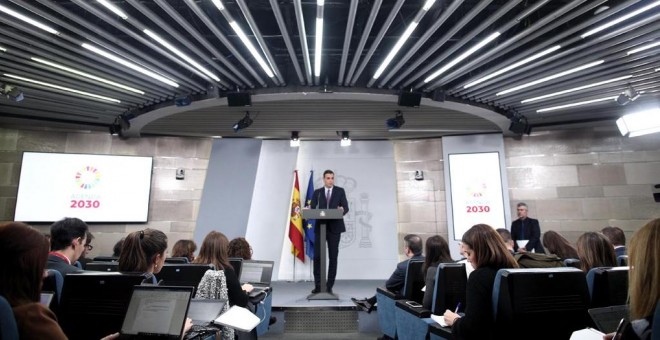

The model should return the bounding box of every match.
[302,209,343,220]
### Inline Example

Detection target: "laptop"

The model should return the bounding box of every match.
[239,260,274,298]
[588,305,629,333]
[187,299,226,325]
[40,292,54,308]
[119,285,193,339]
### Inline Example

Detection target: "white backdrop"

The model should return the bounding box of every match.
[243,141,399,281]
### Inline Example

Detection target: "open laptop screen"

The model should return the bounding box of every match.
[121,286,193,337]
[239,260,274,286]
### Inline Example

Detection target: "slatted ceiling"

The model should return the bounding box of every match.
[0,1,659,138]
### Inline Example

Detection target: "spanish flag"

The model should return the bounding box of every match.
[289,170,305,262]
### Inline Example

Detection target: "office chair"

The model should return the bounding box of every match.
[0,295,18,340]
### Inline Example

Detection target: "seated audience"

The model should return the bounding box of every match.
[0,222,118,340]
[605,218,658,340]
[601,226,627,257]
[443,224,519,339]
[542,230,578,260]
[171,239,197,262]
[47,217,88,275]
[422,235,454,310]
[576,231,617,272]
[118,229,168,284]
[228,237,253,260]
[77,231,95,269]
[193,231,252,340]
[351,234,425,313]
[112,238,124,257]
[496,228,515,254]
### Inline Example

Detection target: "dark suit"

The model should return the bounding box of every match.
[511,217,544,253]
[386,254,425,294]
[310,185,349,290]
[47,254,83,276]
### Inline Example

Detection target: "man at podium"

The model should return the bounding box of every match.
[309,169,349,294]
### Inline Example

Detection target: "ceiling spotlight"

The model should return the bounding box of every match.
[174,95,192,107]
[232,112,253,132]
[386,111,406,129]
[290,131,300,147]
[340,131,351,147]
[1,83,24,102]
[616,84,641,106]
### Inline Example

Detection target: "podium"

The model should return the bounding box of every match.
[302,208,343,300]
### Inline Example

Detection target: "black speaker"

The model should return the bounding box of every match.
[398,92,422,107]
[654,184,660,203]
[509,121,531,135]
[227,92,251,107]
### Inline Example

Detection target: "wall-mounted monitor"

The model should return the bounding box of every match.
[15,152,153,223]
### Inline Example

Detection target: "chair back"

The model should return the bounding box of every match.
[653,299,660,339]
[0,295,18,340]
[431,263,467,315]
[586,267,629,308]
[229,257,243,278]
[85,262,119,272]
[157,264,214,295]
[165,257,190,264]
[617,255,628,266]
[92,256,118,262]
[564,258,581,268]
[492,268,590,339]
[401,260,425,303]
[58,272,147,340]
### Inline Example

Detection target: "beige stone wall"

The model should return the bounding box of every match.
[0,128,212,258]
[394,127,660,257]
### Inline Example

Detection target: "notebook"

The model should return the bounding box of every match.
[40,292,54,308]
[187,299,226,325]
[239,260,274,297]
[588,305,629,333]
[119,285,193,339]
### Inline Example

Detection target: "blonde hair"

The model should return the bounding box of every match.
[628,218,660,319]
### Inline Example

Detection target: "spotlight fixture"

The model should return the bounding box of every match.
[340,131,351,147]
[290,131,300,147]
[386,111,406,129]
[109,114,130,137]
[616,84,641,106]
[508,114,531,136]
[1,83,24,102]
[174,95,192,107]
[232,112,253,132]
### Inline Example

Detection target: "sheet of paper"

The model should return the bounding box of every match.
[430,314,449,327]
[214,306,260,332]
[570,328,605,340]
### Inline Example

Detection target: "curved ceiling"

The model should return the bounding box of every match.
[0,0,659,139]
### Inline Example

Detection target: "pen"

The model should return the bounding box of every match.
[454,302,461,313]
[612,318,625,340]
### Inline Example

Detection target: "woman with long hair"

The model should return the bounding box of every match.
[575,231,617,272]
[604,218,659,340]
[443,224,519,339]
[118,228,168,283]
[422,235,454,309]
[171,239,197,262]
[542,230,578,260]
[193,231,253,340]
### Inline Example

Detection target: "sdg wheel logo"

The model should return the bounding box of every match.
[75,166,101,189]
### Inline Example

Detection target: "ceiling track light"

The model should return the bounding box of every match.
[0,4,60,35]
[520,75,633,104]
[617,108,660,137]
[581,1,660,38]
[536,96,617,113]
[464,45,562,89]
[143,29,220,82]
[340,131,351,147]
[616,83,641,105]
[81,43,179,88]
[386,110,406,129]
[3,73,121,103]
[496,60,604,96]
[627,40,660,55]
[424,31,501,83]
[1,83,24,102]
[290,131,300,147]
[31,57,145,95]
[97,0,129,20]
[232,111,253,132]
